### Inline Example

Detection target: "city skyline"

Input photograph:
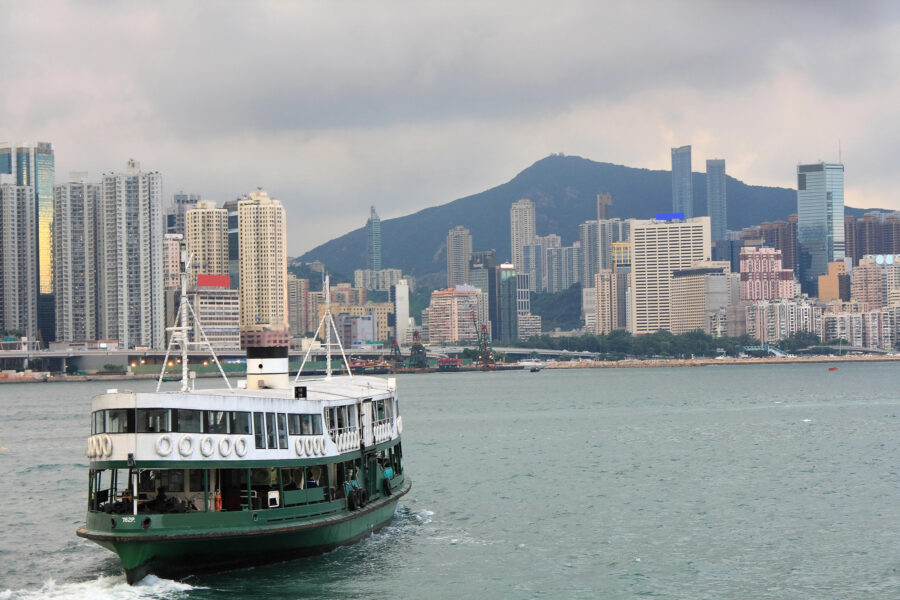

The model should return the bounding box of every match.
[3,3,900,254]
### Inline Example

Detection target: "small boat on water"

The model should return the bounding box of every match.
[518,359,546,372]
[828,366,839,371]
[76,273,409,583]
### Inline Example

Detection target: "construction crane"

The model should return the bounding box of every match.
[473,311,495,370]
[388,337,402,364]
[408,331,428,369]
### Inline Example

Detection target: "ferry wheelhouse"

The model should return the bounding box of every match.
[76,273,409,583]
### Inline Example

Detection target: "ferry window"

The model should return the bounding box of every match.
[253,413,265,449]
[276,414,288,449]
[137,409,170,433]
[160,469,185,493]
[138,470,156,494]
[173,409,202,433]
[204,411,228,434]
[375,400,386,422]
[288,414,302,435]
[231,411,251,434]
[106,409,135,433]
[189,469,204,492]
[307,414,323,435]
[265,413,277,449]
[92,411,104,434]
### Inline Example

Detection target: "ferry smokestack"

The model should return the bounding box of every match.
[242,327,290,390]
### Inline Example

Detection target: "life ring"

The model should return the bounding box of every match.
[382,477,392,496]
[305,437,314,456]
[219,437,232,458]
[234,437,249,457]
[156,434,173,457]
[397,416,403,434]
[199,436,215,457]
[101,434,113,457]
[294,437,305,457]
[178,435,194,457]
[87,436,95,458]
[316,437,325,455]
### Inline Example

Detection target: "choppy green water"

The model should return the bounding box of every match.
[1,362,898,598]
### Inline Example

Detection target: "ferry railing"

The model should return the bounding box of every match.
[329,425,361,452]
[373,418,394,443]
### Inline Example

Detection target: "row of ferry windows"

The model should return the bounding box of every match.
[91,409,323,441]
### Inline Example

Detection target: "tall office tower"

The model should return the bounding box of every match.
[53,176,100,341]
[706,159,727,242]
[510,198,536,271]
[238,189,288,346]
[597,193,612,221]
[287,273,311,337]
[545,243,583,293]
[0,183,38,341]
[185,200,228,278]
[797,162,845,295]
[97,160,164,349]
[166,192,199,235]
[469,250,498,336]
[671,145,693,218]
[497,263,518,342]
[594,270,618,334]
[393,279,410,345]
[629,215,711,334]
[739,247,795,301]
[0,142,55,343]
[669,262,734,336]
[599,218,631,271]
[759,217,799,272]
[223,199,240,289]
[612,242,632,332]
[366,206,382,272]
[446,225,472,287]
[579,220,600,286]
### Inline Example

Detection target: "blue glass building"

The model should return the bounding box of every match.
[706,159,727,242]
[671,145,693,218]
[797,162,844,296]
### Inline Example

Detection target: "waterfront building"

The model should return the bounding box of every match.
[392,279,410,346]
[185,200,228,279]
[366,206,382,272]
[97,160,164,349]
[797,162,845,295]
[0,142,55,342]
[671,145,693,218]
[517,314,542,340]
[594,270,618,334]
[287,274,311,337]
[745,298,823,345]
[669,262,736,336]
[546,243,582,294]
[238,189,288,345]
[53,176,100,342]
[335,310,378,348]
[818,261,851,302]
[739,247,795,301]
[446,225,472,287]
[510,199,536,275]
[629,215,711,334]
[166,192,199,236]
[426,286,482,344]
[222,199,240,289]
[497,263,518,342]
[582,286,597,331]
[0,183,38,341]
[706,159,727,243]
[189,274,240,350]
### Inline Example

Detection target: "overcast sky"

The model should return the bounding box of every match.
[4,1,899,255]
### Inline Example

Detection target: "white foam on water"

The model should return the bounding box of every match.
[0,575,200,600]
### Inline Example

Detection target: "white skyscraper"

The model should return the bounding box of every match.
[630,215,711,334]
[96,160,164,349]
[510,198,536,271]
[53,175,100,341]
[0,183,38,341]
[394,279,410,346]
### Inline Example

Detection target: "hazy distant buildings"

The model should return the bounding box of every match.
[238,189,288,346]
[844,213,900,264]
[706,159,727,243]
[546,243,582,293]
[446,225,472,287]
[223,199,240,289]
[287,274,312,337]
[818,261,850,302]
[510,199,536,273]
[97,160,164,349]
[797,162,845,295]
[669,262,738,336]
[166,192,199,236]
[497,263,518,341]
[366,206,382,272]
[630,215,711,334]
[746,298,823,344]
[671,145,693,218]
[759,216,798,272]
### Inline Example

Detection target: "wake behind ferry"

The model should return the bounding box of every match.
[76,273,410,583]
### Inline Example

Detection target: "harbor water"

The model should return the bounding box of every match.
[1,362,898,598]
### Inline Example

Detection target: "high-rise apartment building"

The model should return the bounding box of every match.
[0,183,37,341]
[851,260,884,310]
[185,200,228,278]
[97,160,164,349]
[669,262,737,336]
[190,274,240,350]
[366,206,382,272]
[818,261,851,302]
[0,142,55,342]
[238,189,288,344]
[759,217,798,272]
[844,213,900,264]
[287,274,311,337]
[497,263,519,342]
[706,159,727,242]
[739,247,795,301]
[53,176,100,342]
[162,234,183,291]
[426,286,482,344]
[594,270,618,334]
[546,243,583,293]
[579,221,600,287]
[223,199,240,289]
[446,225,472,287]
[166,192,199,236]
[746,298,823,344]
[510,199,536,272]
[629,215,711,334]
[671,145,693,218]
[797,162,844,295]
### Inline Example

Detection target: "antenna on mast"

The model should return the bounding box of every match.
[838,139,842,163]
[293,272,353,382]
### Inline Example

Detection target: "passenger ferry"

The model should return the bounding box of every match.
[76,273,410,583]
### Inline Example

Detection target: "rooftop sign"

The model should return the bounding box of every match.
[654,212,685,221]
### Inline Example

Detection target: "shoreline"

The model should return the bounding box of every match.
[0,354,897,383]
